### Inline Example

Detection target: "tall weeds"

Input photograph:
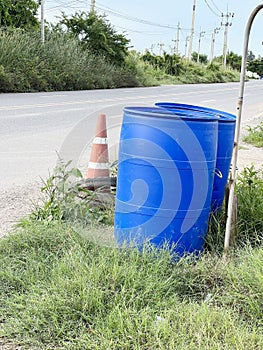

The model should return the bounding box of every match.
[0,29,240,93]
[0,29,138,92]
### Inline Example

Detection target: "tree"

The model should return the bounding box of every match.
[191,51,208,64]
[247,50,256,62]
[58,12,130,66]
[226,51,242,70]
[247,58,263,76]
[0,0,40,29]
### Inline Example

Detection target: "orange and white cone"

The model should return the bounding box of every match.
[87,114,110,189]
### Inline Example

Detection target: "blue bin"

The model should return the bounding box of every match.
[156,102,236,211]
[114,107,218,256]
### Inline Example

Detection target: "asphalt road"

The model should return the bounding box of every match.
[1,81,263,190]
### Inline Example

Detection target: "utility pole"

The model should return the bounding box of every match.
[188,0,196,61]
[90,0,95,13]
[158,43,164,55]
[175,22,181,55]
[185,36,190,57]
[41,0,45,44]
[222,11,234,67]
[197,31,205,62]
[209,27,220,63]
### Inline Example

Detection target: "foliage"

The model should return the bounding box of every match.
[247,50,256,62]
[28,159,114,226]
[205,165,263,250]
[0,0,40,30]
[226,51,242,70]
[235,165,263,245]
[57,12,130,66]
[247,58,263,77]
[214,51,242,71]
[243,122,263,148]
[191,51,208,64]
[0,28,240,93]
[140,51,239,84]
[141,50,183,76]
[0,29,139,92]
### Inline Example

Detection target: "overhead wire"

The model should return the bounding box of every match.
[210,0,223,15]
[203,0,221,17]
[95,1,191,31]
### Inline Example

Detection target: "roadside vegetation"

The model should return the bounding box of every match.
[243,122,263,148]
[0,27,240,93]
[1,3,262,93]
[1,163,263,349]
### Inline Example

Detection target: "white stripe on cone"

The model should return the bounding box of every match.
[93,137,108,144]
[88,162,109,170]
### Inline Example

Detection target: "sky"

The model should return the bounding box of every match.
[43,0,263,59]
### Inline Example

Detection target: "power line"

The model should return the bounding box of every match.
[95,5,177,29]
[95,2,193,30]
[114,25,169,35]
[203,0,221,17]
[45,0,86,13]
[210,0,223,14]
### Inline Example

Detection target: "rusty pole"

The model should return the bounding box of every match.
[224,4,263,251]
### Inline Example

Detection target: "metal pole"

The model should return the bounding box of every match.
[188,0,196,61]
[41,0,45,44]
[224,4,263,252]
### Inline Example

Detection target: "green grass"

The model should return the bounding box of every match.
[1,165,263,349]
[243,122,263,148]
[1,222,263,349]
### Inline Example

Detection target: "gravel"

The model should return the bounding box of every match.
[0,181,42,238]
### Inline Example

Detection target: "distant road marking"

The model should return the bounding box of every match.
[0,112,42,118]
[201,99,216,103]
[0,87,240,111]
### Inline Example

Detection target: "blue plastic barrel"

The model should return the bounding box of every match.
[114,107,219,257]
[156,102,236,211]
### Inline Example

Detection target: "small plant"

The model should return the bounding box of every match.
[243,122,263,148]
[29,159,114,226]
[235,165,263,245]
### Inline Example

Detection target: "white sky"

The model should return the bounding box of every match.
[43,0,263,58]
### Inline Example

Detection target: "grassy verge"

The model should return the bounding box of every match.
[1,166,263,349]
[243,122,263,148]
[1,222,263,349]
[0,30,240,93]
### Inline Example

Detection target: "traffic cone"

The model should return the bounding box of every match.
[86,114,110,190]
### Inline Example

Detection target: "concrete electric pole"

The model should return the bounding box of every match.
[175,22,181,55]
[41,0,45,44]
[185,36,190,57]
[90,0,95,13]
[209,27,220,63]
[222,11,234,67]
[188,0,197,61]
[197,31,205,62]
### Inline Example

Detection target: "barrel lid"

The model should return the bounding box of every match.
[155,102,236,123]
[124,106,219,122]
